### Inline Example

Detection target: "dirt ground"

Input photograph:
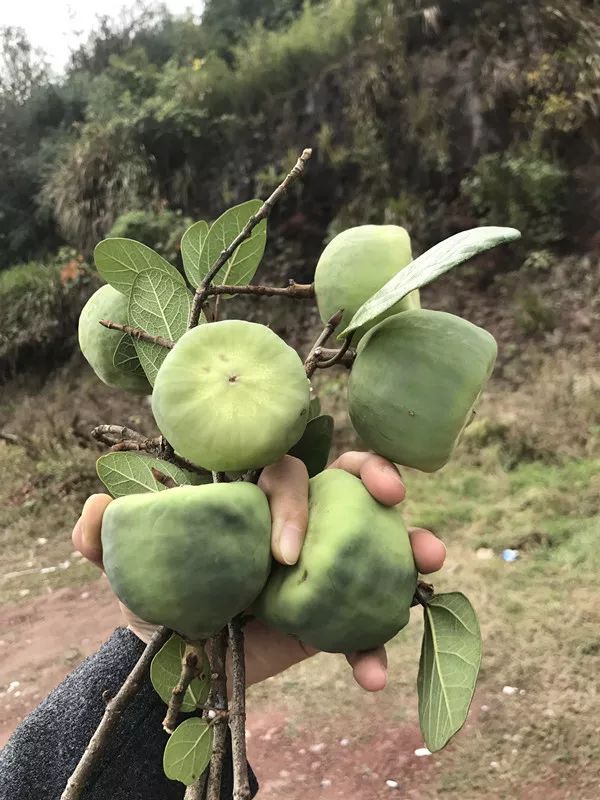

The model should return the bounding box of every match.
[0,578,581,800]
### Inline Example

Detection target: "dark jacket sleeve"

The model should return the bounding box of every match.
[0,627,257,800]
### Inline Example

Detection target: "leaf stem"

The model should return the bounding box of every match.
[188,148,313,329]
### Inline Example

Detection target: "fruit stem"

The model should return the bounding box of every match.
[304,309,344,377]
[412,580,435,607]
[59,627,171,800]
[188,148,313,329]
[314,334,354,369]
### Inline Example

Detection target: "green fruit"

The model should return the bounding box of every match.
[314,224,420,339]
[348,309,497,472]
[102,482,271,639]
[78,284,150,394]
[152,320,310,472]
[254,469,416,653]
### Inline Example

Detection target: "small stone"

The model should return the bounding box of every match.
[310,761,321,770]
[386,779,400,789]
[207,709,217,719]
[481,704,490,712]
[71,551,83,559]
[476,547,494,560]
[279,770,290,779]
[298,748,306,755]
[59,560,71,570]
[80,592,90,600]
[18,589,30,598]
[7,681,20,693]
[320,779,332,788]
[40,566,57,574]
[36,537,48,545]
[310,743,326,753]
[502,685,518,696]
[14,691,21,698]
[339,738,350,747]
[490,761,499,770]
[414,747,431,757]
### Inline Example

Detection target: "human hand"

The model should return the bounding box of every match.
[72,452,445,692]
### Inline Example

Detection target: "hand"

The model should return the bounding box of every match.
[72,452,445,692]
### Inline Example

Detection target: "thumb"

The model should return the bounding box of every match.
[259,455,309,566]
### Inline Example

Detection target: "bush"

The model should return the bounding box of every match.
[0,259,98,379]
[461,149,568,248]
[107,209,192,266]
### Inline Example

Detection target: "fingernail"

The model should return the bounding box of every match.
[279,523,303,565]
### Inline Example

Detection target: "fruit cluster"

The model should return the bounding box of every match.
[79,224,497,654]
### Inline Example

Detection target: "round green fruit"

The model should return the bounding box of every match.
[314,224,420,339]
[151,320,310,472]
[78,284,150,394]
[102,482,271,639]
[253,469,416,653]
[348,309,498,472]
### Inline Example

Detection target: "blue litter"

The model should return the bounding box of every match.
[502,548,519,562]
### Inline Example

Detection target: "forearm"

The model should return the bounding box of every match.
[0,627,257,799]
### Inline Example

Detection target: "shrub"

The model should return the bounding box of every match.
[107,209,192,266]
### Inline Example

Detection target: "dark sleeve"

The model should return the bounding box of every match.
[0,627,258,800]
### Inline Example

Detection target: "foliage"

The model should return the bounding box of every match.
[108,209,192,266]
[460,150,568,249]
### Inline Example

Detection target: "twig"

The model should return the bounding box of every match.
[315,335,354,369]
[99,319,175,350]
[189,148,313,328]
[60,627,171,800]
[162,645,202,734]
[205,282,314,299]
[91,426,210,477]
[228,619,251,800]
[184,775,208,799]
[151,467,178,490]
[205,630,229,800]
[304,310,344,378]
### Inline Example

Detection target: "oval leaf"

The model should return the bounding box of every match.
[94,238,185,297]
[341,227,521,337]
[112,333,146,377]
[197,199,267,290]
[128,269,192,385]
[417,592,482,752]
[163,717,213,786]
[181,220,210,287]
[151,634,211,712]
[288,415,334,477]
[97,452,209,498]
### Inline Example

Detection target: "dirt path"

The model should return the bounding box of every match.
[0,580,435,797]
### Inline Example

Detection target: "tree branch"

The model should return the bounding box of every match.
[304,310,344,378]
[60,627,171,800]
[315,335,354,369]
[100,319,175,349]
[228,618,251,800]
[205,281,314,299]
[205,630,229,800]
[162,644,202,734]
[91,426,210,477]
[189,148,313,328]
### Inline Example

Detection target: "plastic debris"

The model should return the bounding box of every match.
[501,548,519,562]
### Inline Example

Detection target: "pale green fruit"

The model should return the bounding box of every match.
[102,483,272,639]
[254,469,417,653]
[78,284,150,394]
[152,320,310,471]
[314,224,420,340]
[348,309,498,472]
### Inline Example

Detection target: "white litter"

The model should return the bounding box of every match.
[386,779,400,789]
[502,685,519,696]
[414,747,432,757]
[36,537,48,545]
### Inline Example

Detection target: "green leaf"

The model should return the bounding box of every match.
[417,592,482,752]
[196,199,267,291]
[97,452,209,498]
[112,334,146,378]
[341,227,521,337]
[163,717,213,786]
[288,415,334,478]
[151,634,211,712]
[181,220,210,287]
[94,238,185,297]
[128,269,192,385]
[308,396,321,420]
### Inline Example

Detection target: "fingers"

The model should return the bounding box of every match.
[328,451,405,506]
[409,527,446,574]
[259,456,309,565]
[72,493,112,570]
[346,646,388,692]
